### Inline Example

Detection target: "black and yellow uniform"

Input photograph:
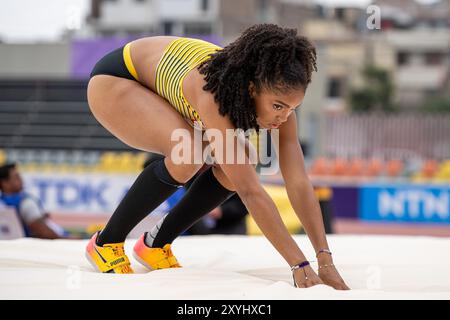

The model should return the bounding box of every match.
[155,38,222,129]
[90,38,222,130]
[91,38,236,248]
[90,43,139,81]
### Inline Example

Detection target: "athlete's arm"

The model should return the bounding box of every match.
[275,112,350,290]
[198,94,310,268]
[19,198,61,239]
[276,111,330,254]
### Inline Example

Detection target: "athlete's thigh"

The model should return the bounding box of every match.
[87,75,195,157]
[87,75,211,182]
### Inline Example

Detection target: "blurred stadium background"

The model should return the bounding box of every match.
[0,0,449,240]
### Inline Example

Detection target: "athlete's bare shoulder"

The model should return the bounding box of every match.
[182,67,212,118]
[129,36,180,91]
[184,69,234,131]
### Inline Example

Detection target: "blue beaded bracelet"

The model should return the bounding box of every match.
[291,261,310,272]
[291,261,310,288]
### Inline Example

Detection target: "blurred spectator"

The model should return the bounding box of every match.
[188,193,248,235]
[0,163,67,239]
[184,164,248,236]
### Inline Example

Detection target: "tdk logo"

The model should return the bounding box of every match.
[378,190,449,220]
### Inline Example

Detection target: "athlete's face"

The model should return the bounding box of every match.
[249,82,305,129]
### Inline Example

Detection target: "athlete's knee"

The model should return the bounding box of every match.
[163,157,204,184]
[212,165,236,192]
[150,157,185,187]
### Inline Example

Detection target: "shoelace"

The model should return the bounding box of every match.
[164,246,173,257]
[164,245,180,267]
[106,245,125,258]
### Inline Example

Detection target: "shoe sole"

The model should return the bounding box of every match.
[85,251,106,273]
[86,251,135,274]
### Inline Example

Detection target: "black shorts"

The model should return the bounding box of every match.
[89,45,136,81]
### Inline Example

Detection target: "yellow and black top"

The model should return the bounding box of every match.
[154,38,222,130]
[91,38,221,130]
[90,38,260,156]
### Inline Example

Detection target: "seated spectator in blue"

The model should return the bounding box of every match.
[0,163,67,239]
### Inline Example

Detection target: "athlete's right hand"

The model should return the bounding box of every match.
[293,265,324,288]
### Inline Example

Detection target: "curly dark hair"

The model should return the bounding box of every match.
[198,23,317,131]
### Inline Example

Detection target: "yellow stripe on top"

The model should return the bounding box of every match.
[155,38,222,129]
[123,43,139,81]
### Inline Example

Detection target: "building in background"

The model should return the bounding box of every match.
[370,29,450,108]
[82,0,320,42]
[85,0,220,38]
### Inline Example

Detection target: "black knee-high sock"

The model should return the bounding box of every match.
[97,158,184,246]
[145,166,236,248]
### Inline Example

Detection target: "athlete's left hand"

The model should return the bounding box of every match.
[317,255,350,290]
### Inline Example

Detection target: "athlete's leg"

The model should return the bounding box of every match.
[87,75,206,245]
[145,142,258,248]
[145,164,236,247]
[88,75,204,182]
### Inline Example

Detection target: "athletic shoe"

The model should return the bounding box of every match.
[85,231,134,274]
[133,232,181,270]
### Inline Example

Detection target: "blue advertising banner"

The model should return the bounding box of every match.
[16,172,185,216]
[360,184,450,223]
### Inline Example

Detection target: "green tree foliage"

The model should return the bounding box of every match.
[349,65,395,113]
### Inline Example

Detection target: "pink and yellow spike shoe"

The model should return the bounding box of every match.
[133,233,181,271]
[85,231,134,274]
